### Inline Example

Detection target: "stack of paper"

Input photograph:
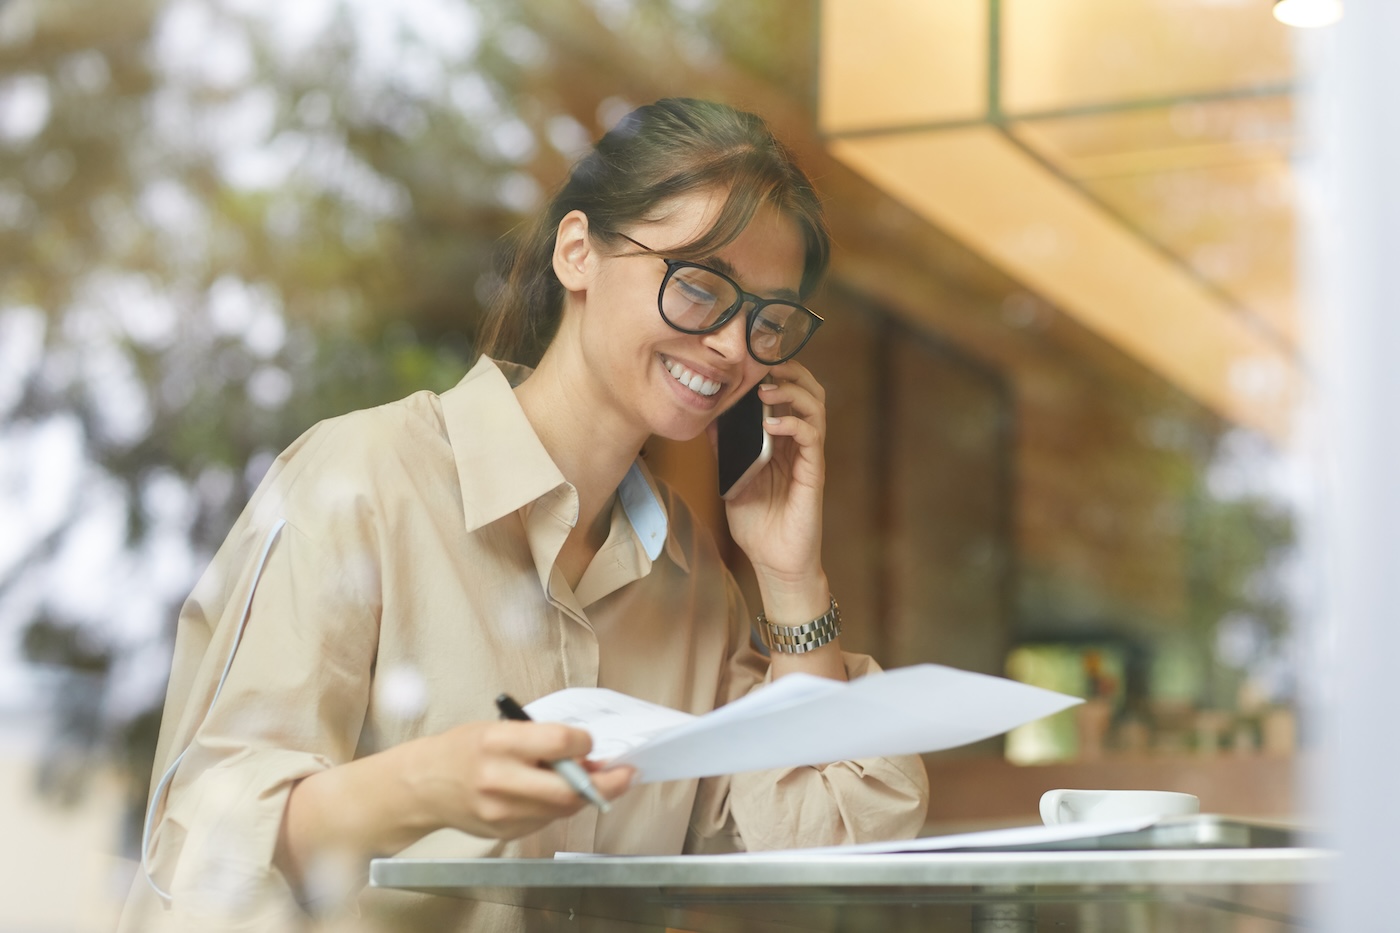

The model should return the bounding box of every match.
[524,663,1081,784]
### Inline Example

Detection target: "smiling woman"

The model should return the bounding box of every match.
[120,98,928,933]
[478,98,830,368]
[526,194,806,450]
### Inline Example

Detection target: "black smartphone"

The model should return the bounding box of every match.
[716,382,773,500]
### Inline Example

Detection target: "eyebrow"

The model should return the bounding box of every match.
[701,255,803,304]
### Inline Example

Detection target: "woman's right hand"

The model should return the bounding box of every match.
[276,719,634,892]
[410,719,634,839]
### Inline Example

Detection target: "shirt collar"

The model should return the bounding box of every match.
[441,356,568,533]
[440,356,682,571]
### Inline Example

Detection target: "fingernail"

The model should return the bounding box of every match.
[758,382,777,391]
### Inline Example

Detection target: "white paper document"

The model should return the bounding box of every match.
[757,816,1162,856]
[553,817,1160,859]
[524,663,1081,784]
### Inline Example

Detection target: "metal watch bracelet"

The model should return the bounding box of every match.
[758,596,842,655]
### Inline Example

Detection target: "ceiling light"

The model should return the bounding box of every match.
[1273,0,1343,28]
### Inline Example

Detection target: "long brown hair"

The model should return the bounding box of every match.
[478,98,830,366]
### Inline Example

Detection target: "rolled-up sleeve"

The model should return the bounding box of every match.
[131,425,383,924]
[685,578,930,854]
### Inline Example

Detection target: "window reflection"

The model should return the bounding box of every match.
[0,0,1315,927]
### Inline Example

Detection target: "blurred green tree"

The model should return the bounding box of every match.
[0,0,517,847]
[0,0,822,855]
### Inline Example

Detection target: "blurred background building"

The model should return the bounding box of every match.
[0,0,1326,928]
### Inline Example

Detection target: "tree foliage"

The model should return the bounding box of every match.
[0,0,829,851]
[0,0,589,842]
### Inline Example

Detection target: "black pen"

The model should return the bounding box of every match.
[495,693,611,813]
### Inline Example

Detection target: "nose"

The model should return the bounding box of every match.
[700,305,751,362]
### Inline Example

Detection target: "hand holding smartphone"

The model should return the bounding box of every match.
[716,382,773,500]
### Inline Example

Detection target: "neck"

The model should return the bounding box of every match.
[512,346,646,534]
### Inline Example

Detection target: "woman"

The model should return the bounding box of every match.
[122,98,929,932]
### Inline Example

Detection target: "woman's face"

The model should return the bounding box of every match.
[577,191,807,443]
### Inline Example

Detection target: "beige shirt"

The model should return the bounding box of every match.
[120,356,929,932]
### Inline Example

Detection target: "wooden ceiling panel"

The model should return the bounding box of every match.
[1002,0,1295,112]
[819,0,987,133]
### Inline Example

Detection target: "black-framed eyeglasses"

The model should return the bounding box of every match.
[616,233,823,365]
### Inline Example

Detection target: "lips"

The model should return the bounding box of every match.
[663,357,722,397]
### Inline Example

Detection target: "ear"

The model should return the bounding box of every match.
[552,210,595,293]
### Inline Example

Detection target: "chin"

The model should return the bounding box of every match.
[651,423,708,444]
[647,410,713,444]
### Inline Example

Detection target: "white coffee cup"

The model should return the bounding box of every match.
[1039,789,1200,826]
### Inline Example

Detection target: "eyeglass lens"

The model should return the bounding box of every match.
[661,265,814,364]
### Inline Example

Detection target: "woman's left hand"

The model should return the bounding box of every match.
[715,360,828,601]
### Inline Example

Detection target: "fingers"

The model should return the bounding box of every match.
[762,408,823,452]
[757,364,826,436]
[431,720,632,839]
[473,745,634,825]
[496,762,632,809]
[483,720,593,763]
[765,360,826,404]
[757,364,826,462]
[589,765,637,802]
[477,721,603,808]
[492,726,636,796]
[475,754,590,814]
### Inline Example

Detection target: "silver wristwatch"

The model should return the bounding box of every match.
[758,597,842,655]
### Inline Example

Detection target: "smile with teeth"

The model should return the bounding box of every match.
[663,358,722,397]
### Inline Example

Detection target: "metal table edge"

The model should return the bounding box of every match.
[370,848,1335,891]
